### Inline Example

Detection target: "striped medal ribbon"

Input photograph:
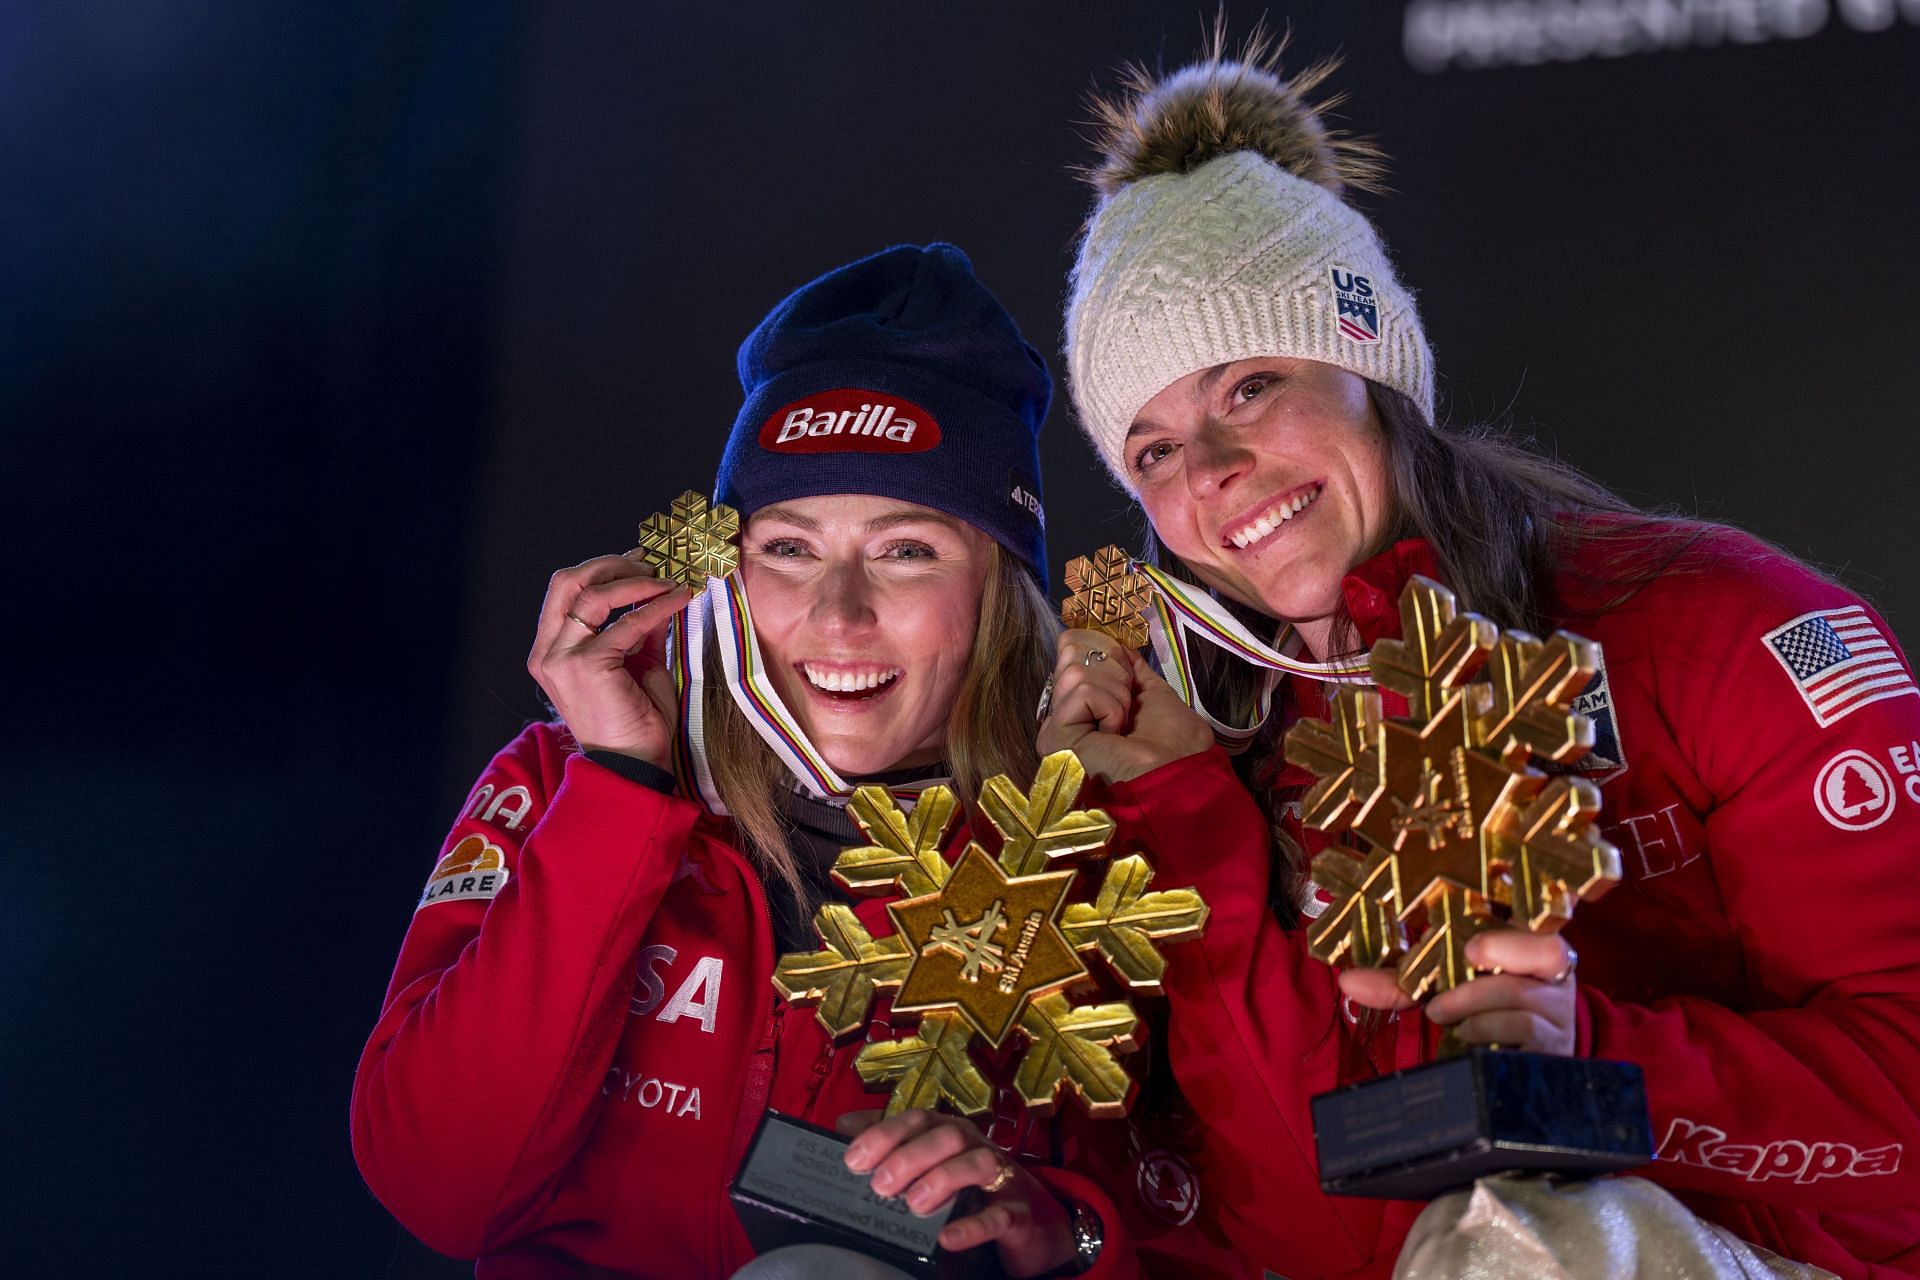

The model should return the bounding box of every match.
[1131,560,1374,752]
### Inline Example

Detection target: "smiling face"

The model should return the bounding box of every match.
[1127,357,1395,657]
[739,494,994,776]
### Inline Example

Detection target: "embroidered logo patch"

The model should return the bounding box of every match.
[1330,267,1380,344]
[759,388,940,455]
[1764,606,1917,728]
[1543,662,1628,784]
[417,833,510,910]
[1814,749,1896,832]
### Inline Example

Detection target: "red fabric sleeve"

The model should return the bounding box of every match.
[350,724,704,1257]
[1582,556,1920,1213]
[1102,748,1404,1278]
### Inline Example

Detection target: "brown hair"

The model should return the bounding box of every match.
[703,543,1058,905]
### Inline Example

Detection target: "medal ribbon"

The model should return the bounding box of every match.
[1131,560,1372,751]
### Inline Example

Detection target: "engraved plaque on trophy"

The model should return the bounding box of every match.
[1285,577,1654,1199]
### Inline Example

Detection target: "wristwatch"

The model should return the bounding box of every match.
[1068,1199,1103,1273]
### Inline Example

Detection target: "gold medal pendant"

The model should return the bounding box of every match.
[773,751,1207,1119]
[1285,576,1653,1198]
[636,490,741,587]
[1061,545,1153,650]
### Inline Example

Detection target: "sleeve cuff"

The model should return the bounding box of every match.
[1029,1164,1134,1280]
[583,750,678,794]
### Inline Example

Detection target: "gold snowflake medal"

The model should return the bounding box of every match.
[636,490,741,587]
[1061,545,1154,650]
[1283,575,1653,1198]
[772,750,1209,1119]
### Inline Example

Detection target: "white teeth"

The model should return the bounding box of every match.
[802,664,902,692]
[1226,487,1322,549]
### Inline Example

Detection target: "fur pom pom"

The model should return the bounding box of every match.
[1080,20,1386,200]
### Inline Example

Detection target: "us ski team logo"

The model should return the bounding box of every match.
[1330,267,1380,344]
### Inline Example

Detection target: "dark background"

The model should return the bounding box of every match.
[5,3,1916,1276]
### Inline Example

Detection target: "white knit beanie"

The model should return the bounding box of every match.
[1066,51,1435,490]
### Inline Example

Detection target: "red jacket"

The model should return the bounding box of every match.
[351,725,1241,1278]
[1105,527,1920,1279]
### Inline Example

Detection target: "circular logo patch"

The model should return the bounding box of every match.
[1814,750,1895,831]
[1135,1149,1200,1226]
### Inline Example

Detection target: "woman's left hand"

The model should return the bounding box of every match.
[839,1108,1076,1277]
[1337,927,1580,1056]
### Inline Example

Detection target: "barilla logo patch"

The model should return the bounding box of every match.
[417,833,509,911]
[1330,267,1381,344]
[1656,1118,1902,1183]
[759,389,940,454]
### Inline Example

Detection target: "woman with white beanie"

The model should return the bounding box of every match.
[1036,32,1920,1280]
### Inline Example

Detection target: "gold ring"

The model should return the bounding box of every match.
[982,1160,1017,1194]
[1082,649,1109,667]
[565,611,600,634]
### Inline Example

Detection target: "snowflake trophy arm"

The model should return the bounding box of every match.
[980,750,1116,877]
[1061,854,1208,993]
[771,904,912,1039]
[832,784,958,897]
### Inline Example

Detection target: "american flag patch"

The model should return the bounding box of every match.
[1763,606,1917,728]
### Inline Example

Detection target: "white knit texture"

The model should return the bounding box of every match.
[1066,151,1434,489]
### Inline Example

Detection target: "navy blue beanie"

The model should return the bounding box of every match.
[713,243,1052,591]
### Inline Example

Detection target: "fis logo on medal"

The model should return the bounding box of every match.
[1330,267,1380,345]
[418,833,510,911]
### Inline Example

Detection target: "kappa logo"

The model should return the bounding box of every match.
[759,388,940,455]
[1330,267,1381,344]
[417,834,510,911]
[1657,1118,1901,1183]
[1814,749,1896,832]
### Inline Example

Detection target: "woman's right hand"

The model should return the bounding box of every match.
[527,551,692,768]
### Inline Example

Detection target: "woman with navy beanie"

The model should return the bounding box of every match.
[352,245,1222,1278]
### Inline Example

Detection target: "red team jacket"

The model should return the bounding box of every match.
[351,724,1239,1277]
[1103,527,1920,1278]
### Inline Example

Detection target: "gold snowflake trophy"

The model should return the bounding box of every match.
[744,755,1205,1271]
[1286,576,1653,1199]
[774,751,1207,1120]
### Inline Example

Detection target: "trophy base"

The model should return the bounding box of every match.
[1311,1048,1653,1200]
[729,1110,1001,1279]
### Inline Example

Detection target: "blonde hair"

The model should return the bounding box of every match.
[702,544,1058,904]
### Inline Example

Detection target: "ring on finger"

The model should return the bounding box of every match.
[982,1160,1017,1195]
[1034,674,1056,725]
[1549,943,1579,986]
[1081,648,1109,667]
[564,611,601,635]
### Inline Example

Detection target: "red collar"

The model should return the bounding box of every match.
[1339,538,1442,650]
